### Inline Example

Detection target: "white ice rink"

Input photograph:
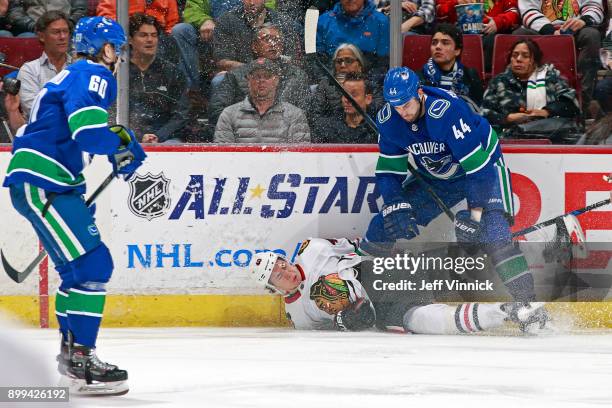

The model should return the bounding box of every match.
[3,326,612,408]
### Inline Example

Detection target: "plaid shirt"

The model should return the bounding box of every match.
[377,0,436,24]
[481,65,579,127]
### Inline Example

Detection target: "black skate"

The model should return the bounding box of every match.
[61,344,129,396]
[501,302,550,333]
[56,335,70,376]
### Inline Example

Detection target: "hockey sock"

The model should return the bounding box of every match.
[55,289,70,340]
[66,285,106,348]
[488,243,535,302]
[403,303,507,334]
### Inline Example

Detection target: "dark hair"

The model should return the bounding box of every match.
[506,39,543,66]
[35,10,73,33]
[343,71,373,95]
[129,13,161,37]
[432,23,463,50]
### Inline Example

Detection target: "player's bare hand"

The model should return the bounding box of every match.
[506,112,532,124]
[483,20,497,34]
[200,20,215,42]
[142,133,159,143]
[401,1,418,14]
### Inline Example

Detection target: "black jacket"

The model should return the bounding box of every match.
[129,57,190,142]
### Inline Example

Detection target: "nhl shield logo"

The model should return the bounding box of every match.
[128,172,171,220]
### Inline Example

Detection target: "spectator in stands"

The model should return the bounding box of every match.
[418,23,484,105]
[311,72,378,143]
[481,39,580,138]
[309,43,384,129]
[208,23,310,125]
[317,0,389,79]
[377,0,435,35]
[7,0,86,37]
[516,0,605,110]
[213,0,301,75]
[214,58,311,143]
[128,13,189,143]
[171,0,218,91]
[436,0,520,71]
[0,0,13,37]
[8,11,72,129]
[97,0,181,65]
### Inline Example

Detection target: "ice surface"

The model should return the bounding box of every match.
[6,327,610,408]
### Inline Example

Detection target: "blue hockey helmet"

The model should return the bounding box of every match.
[73,16,126,57]
[383,67,420,107]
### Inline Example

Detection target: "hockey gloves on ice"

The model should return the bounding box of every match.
[334,298,376,331]
[108,125,147,180]
[382,200,419,240]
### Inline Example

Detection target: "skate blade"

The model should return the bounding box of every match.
[59,375,129,396]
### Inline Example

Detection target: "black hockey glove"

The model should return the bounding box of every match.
[382,199,419,240]
[334,298,375,331]
[454,210,482,255]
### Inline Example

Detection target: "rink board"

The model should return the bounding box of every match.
[0,144,611,327]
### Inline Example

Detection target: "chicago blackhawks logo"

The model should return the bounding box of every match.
[128,172,171,220]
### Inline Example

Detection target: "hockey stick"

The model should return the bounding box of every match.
[1,172,116,283]
[512,198,611,238]
[304,9,455,221]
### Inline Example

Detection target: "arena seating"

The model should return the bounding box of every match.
[402,34,485,81]
[0,38,44,77]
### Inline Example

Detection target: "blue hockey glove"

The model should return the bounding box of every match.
[107,125,147,180]
[381,200,419,240]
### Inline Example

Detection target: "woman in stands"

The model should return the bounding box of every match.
[308,43,384,132]
[481,39,580,140]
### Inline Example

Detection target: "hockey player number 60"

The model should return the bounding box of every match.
[88,75,108,98]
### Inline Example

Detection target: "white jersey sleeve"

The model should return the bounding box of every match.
[283,238,369,330]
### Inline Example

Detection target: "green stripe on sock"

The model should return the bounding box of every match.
[55,291,69,314]
[28,185,81,259]
[376,155,408,174]
[69,290,106,315]
[496,256,529,282]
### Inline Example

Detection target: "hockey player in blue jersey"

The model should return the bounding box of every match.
[363,67,547,328]
[3,16,146,395]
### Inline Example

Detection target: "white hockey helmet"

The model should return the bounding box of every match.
[250,252,280,292]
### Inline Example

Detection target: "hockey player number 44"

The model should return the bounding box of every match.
[452,118,471,140]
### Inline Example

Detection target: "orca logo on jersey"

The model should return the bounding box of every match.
[421,155,460,179]
[128,172,172,221]
[428,99,451,118]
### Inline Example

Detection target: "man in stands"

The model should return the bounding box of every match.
[214,58,310,143]
[4,10,73,133]
[311,72,378,143]
[128,13,189,143]
[515,0,605,111]
[208,23,310,126]
[317,0,390,80]
[418,23,484,106]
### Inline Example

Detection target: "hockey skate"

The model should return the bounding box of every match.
[60,335,129,396]
[56,335,70,376]
[501,302,550,333]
